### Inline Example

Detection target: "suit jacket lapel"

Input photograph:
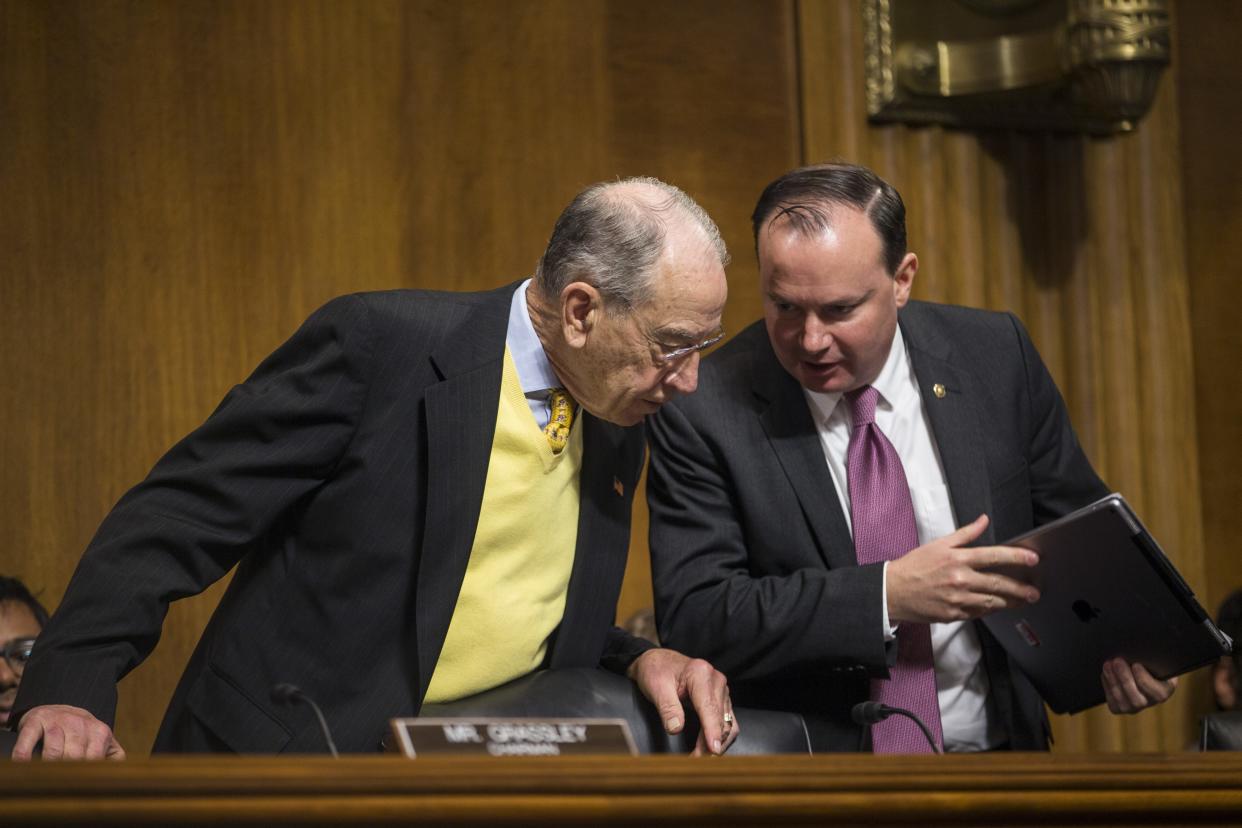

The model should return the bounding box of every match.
[900,307,996,545]
[415,286,512,698]
[901,305,1022,734]
[752,336,857,570]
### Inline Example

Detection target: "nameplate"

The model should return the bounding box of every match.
[388,717,637,758]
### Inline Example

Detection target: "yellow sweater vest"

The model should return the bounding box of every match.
[422,347,583,703]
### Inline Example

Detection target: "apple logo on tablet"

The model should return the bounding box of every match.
[1072,599,1101,623]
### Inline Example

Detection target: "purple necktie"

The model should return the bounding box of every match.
[845,385,944,753]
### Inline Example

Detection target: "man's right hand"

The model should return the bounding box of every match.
[886,514,1040,624]
[11,704,126,761]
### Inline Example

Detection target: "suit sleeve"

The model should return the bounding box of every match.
[13,295,377,727]
[647,397,890,683]
[598,627,656,674]
[1009,313,1110,522]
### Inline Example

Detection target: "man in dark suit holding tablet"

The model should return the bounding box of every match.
[647,162,1175,753]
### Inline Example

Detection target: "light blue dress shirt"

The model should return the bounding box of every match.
[506,278,564,428]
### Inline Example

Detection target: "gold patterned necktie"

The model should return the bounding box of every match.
[544,388,576,452]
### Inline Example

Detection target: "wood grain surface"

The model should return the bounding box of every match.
[7,752,1242,826]
[1177,1,1242,629]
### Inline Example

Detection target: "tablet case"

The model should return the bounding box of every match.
[980,494,1231,714]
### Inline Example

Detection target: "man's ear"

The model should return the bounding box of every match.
[561,281,602,349]
[892,252,917,308]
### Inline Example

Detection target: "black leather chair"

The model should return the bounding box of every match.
[1200,711,1242,750]
[418,668,812,755]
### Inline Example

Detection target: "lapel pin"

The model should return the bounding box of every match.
[932,383,946,399]
[613,477,625,497]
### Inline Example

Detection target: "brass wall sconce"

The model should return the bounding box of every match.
[864,0,1170,133]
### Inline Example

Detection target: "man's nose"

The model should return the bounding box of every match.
[663,351,700,396]
[799,316,832,353]
[0,659,17,687]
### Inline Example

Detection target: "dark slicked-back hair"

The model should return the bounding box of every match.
[751,162,908,275]
[0,575,50,627]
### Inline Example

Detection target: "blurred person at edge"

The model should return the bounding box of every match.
[0,577,48,729]
[1212,591,1242,711]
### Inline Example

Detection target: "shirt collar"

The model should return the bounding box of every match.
[803,324,911,425]
[506,278,562,395]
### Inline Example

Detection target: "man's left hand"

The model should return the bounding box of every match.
[627,648,736,755]
[1101,658,1178,714]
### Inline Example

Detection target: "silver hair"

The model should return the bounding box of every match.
[533,176,729,310]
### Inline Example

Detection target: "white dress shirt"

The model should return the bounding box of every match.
[803,326,1002,751]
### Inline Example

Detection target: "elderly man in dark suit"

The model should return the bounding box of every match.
[647,162,1175,753]
[12,177,737,759]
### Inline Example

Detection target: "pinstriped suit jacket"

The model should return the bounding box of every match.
[647,302,1109,751]
[14,282,650,752]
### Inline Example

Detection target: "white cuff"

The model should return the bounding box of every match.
[881,561,897,641]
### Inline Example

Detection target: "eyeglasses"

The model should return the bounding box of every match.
[630,314,726,365]
[650,329,726,364]
[2,637,36,675]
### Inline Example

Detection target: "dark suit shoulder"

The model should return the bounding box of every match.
[677,321,771,407]
[899,300,1034,373]
[705,319,771,369]
[901,300,1019,340]
[292,282,519,375]
[339,282,516,334]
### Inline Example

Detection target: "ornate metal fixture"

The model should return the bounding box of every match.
[864,0,1171,133]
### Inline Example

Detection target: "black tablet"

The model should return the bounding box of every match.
[980,493,1232,714]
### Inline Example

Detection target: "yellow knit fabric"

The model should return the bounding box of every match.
[423,347,583,703]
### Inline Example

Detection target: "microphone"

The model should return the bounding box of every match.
[271,683,340,758]
[850,701,943,754]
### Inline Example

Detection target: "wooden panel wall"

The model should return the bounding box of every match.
[1177,2,1242,625]
[0,0,799,754]
[797,0,1203,752]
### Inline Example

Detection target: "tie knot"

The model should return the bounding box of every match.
[846,385,880,427]
[545,388,576,453]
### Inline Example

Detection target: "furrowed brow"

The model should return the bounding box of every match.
[653,324,716,344]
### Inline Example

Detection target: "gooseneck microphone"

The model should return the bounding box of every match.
[851,701,943,754]
[271,683,340,758]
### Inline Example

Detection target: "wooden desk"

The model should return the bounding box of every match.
[8,752,1242,826]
